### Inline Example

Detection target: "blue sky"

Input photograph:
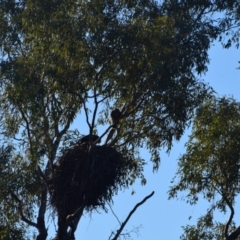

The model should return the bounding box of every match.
[47,41,240,239]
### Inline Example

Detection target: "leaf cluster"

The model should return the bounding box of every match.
[169,97,240,239]
[0,144,38,239]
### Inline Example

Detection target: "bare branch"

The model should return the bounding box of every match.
[107,203,121,226]
[36,186,48,240]
[104,128,117,145]
[58,112,75,139]
[50,108,76,164]
[97,95,108,104]
[107,125,123,147]
[99,124,117,145]
[36,162,52,239]
[90,87,99,139]
[110,191,155,240]
[224,197,235,239]
[10,192,38,229]
[83,99,91,129]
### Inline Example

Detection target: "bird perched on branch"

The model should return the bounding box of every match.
[79,135,101,144]
[104,108,122,145]
[110,108,122,127]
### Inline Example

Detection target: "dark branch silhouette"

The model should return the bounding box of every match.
[224,197,235,239]
[110,191,155,240]
[10,192,38,229]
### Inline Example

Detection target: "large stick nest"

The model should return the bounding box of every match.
[49,143,126,216]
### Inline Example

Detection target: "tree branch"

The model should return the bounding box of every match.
[66,197,87,238]
[83,97,91,129]
[50,108,76,165]
[19,109,34,160]
[36,186,48,240]
[224,197,235,239]
[99,124,118,145]
[110,191,155,240]
[107,125,122,147]
[108,203,121,226]
[122,98,144,118]
[91,87,98,131]
[89,87,99,149]
[37,166,49,187]
[104,128,117,145]
[10,191,38,228]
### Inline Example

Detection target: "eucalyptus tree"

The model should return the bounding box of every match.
[0,0,239,239]
[169,97,240,240]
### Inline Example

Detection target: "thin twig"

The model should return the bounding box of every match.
[97,95,109,104]
[108,203,121,226]
[83,98,91,129]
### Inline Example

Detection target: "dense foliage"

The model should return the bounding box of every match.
[0,0,240,239]
[169,97,240,240]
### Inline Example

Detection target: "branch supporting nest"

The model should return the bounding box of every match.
[227,226,240,240]
[49,143,126,239]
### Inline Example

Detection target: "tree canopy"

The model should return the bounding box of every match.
[169,97,240,240]
[0,0,240,239]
